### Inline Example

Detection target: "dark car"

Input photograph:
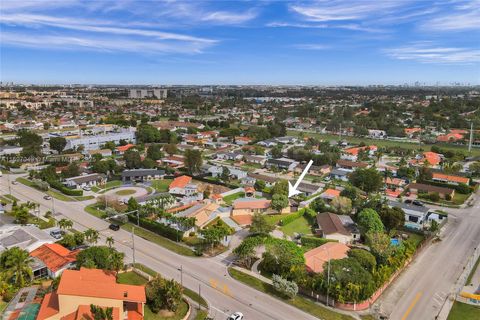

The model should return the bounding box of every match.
[109,223,120,231]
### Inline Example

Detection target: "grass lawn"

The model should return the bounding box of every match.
[0,195,12,204]
[287,130,480,156]
[222,192,245,205]
[447,301,480,320]
[228,267,353,320]
[452,193,470,205]
[0,299,7,314]
[84,204,108,219]
[194,310,208,320]
[265,213,290,226]
[467,255,480,285]
[280,216,313,237]
[16,177,36,187]
[115,189,136,196]
[121,222,195,257]
[359,315,376,320]
[47,190,74,201]
[402,231,425,248]
[4,194,18,202]
[74,195,95,201]
[144,300,189,320]
[117,271,148,285]
[151,179,173,192]
[97,180,123,193]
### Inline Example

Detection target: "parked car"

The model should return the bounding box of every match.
[404,199,425,207]
[227,312,244,320]
[109,223,120,231]
[43,195,52,200]
[50,229,65,239]
[11,181,18,185]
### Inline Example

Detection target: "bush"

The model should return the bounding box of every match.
[130,215,183,242]
[300,236,337,248]
[279,209,306,226]
[272,274,298,299]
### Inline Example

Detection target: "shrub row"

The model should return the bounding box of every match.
[279,209,305,226]
[128,215,183,242]
[300,236,337,248]
[48,179,83,196]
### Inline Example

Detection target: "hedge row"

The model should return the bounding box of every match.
[48,179,83,196]
[128,214,183,242]
[300,236,337,248]
[279,209,306,226]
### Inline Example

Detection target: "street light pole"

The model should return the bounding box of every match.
[7,174,11,195]
[51,197,55,215]
[179,265,183,287]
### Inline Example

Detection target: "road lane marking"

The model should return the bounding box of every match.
[401,292,422,320]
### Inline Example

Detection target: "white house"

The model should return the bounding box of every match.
[64,173,106,189]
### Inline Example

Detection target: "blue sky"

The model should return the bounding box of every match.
[1,0,479,85]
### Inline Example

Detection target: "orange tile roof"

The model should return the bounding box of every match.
[233,199,271,210]
[231,215,253,225]
[437,133,464,142]
[423,152,441,165]
[169,175,192,190]
[304,242,350,273]
[30,244,79,272]
[405,128,422,134]
[432,172,469,184]
[116,144,135,152]
[344,145,377,156]
[37,292,60,320]
[322,189,341,198]
[72,305,121,320]
[57,268,146,303]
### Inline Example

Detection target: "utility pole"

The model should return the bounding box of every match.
[132,226,136,266]
[198,284,201,310]
[179,265,183,287]
[51,197,55,215]
[469,122,474,153]
[7,174,11,195]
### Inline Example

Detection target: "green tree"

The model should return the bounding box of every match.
[123,149,142,169]
[220,166,230,182]
[357,208,384,235]
[84,228,100,244]
[184,149,203,174]
[146,276,183,313]
[378,206,405,231]
[348,249,377,272]
[58,218,73,230]
[0,247,33,287]
[250,212,274,235]
[106,236,115,248]
[262,239,305,278]
[233,236,263,268]
[136,124,160,143]
[331,196,352,215]
[163,144,178,155]
[271,194,289,213]
[127,197,139,212]
[271,179,288,196]
[17,130,43,157]
[365,232,394,265]
[12,205,30,225]
[147,144,163,161]
[90,304,114,320]
[349,168,383,193]
[254,180,266,191]
[49,137,67,154]
[76,246,124,271]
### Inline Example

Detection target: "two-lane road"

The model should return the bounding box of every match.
[374,192,480,320]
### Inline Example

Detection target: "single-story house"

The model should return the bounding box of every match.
[304,242,350,273]
[121,169,165,182]
[168,175,197,196]
[208,165,248,180]
[175,202,220,229]
[336,159,369,170]
[319,188,341,201]
[244,155,267,165]
[0,225,56,253]
[246,173,278,187]
[407,183,455,199]
[432,172,470,185]
[231,198,272,216]
[216,152,244,161]
[86,149,112,158]
[329,168,350,181]
[315,212,354,244]
[293,182,322,197]
[64,173,106,189]
[115,143,136,155]
[234,136,252,145]
[30,243,79,278]
[266,158,299,171]
[388,200,430,230]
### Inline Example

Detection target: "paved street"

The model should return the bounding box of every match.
[374,190,480,320]
[0,176,320,320]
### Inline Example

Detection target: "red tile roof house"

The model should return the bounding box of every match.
[407,183,455,199]
[115,143,136,155]
[432,172,470,185]
[37,268,146,320]
[341,145,377,161]
[304,242,350,273]
[168,175,197,196]
[30,244,79,278]
[231,198,273,216]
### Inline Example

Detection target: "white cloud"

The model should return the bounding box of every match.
[0,31,211,54]
[422,9,480,31]
[202,9,258,24]
[294,44,331,50]
[384,43,480,64]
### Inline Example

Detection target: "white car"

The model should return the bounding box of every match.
[227,312,243,320]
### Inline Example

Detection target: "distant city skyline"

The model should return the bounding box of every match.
[1,0,479,85]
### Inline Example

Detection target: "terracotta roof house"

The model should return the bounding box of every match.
[115,143,135,154]
[407,183,455,199]
[36,268,146,320]
[304,242,350,273]
[315,212,354,244]
[320,189,341,201]
[175,202,220,228]
[432,173,470,185]
[342,145,377,161]
[437,133,465,142]
[232,198,272,216]
[422,152,442,166]
[168,175,197,196]
[30,244,79,278]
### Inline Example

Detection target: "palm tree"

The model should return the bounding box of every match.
[3,247,33,287]
[13,206,30,225]
[107,251,124,274]
[58,218,73,230]
[105,236,114,248]
[84,228,99,245]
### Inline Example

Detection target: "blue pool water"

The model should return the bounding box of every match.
[390,239,400,246]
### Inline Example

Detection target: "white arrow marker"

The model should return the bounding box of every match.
[288,159,313,198]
